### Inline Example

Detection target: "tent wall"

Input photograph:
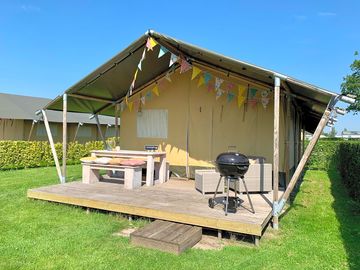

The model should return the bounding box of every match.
[0,119,24,140]
[120,68,292,175]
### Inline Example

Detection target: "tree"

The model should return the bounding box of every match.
[329,127,337,138]
[341,51,360,114]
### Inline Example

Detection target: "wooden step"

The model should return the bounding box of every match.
[130,220,202,255]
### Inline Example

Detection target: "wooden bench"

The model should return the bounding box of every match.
[82,163,142,189]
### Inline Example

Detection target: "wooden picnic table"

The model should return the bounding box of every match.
[91,150,167,186]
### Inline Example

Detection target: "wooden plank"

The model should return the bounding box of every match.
[28,181,271,235]
[273,76,281,229]
[130,220,202,254]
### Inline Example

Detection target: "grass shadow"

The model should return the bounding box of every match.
[328,158,360,270]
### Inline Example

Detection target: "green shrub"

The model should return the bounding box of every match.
[306,139,342,170]
[0,140,104,170]
[339,141,360,202]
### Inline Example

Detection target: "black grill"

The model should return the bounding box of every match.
[215,152,249,178]
[209,152,255,215]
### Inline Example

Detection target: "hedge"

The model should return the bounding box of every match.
[339,141,360,202]
[0,141,104,170]
[306,139,342,170]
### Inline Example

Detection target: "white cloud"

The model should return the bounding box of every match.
[20,4,41,12]
[318,12,337,17]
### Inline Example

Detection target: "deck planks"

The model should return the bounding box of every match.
[27,179,281,236]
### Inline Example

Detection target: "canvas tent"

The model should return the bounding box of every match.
[0,92,115,142]
[40,30,354,228]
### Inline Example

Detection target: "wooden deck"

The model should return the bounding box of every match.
[27,179,280,236]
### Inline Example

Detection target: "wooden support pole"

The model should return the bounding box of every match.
[94,114,107,149]
[42,110,62,183]
[73,122,82,143]
[285,95,291,186]
[280,109,331,203]
[115,103,120,146]
[272,76,281,230]
[302,123,306,155]
[62,94,67,184]
[27,120,37,141]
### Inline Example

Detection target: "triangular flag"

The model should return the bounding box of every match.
[216,89,224,100]
[158,46,169,58]
[169,53,179,67]
[207,83,214,92]
[191,66,201,80]
[197,75,205,87]
[152,85,159,96]
[141,48,146,61]
[227,82,234,90]
[180,59,192,73]
[141,96,146,105]
[165,71,172,82]
[215,77,224,90]
[125,96,129,105]
[146,91,152,100]
[227,92,235,103]
[238,85,247,96]
[138,61,142,71]
[120,102,125,112]
[261,97,270,109]
[128,101,133,112]
[134,100,139,112]
[204,72,212,85]
[237,96,245,108]
[134,69,138,80]
[146,37,157,51]
[249,99,257,108]
[249,88,257,98]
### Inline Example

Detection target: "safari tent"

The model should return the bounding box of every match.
[29,30,354,234]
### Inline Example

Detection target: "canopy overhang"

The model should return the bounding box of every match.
[44,30,338,133]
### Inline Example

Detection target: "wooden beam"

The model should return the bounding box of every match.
[273,76,281,229]
[94,114,107,149]
[42,110,62,183]
[115,103,120,146]
[280,109,331,203]
[62,94,67,183]
[27,120,37,141]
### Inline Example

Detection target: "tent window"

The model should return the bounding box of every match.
[137,109,168,139]
[36,123,58,136]
[78,126,92,137]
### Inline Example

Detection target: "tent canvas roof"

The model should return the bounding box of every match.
[44,30,338,132]
[0,92,115,125]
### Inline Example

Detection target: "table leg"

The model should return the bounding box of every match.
[82,164,100,184]
[146,155,154,186]
[159,155,167,183]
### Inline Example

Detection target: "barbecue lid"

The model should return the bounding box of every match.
[216,152,249,166]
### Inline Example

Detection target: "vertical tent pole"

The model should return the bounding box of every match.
[42,110,62,183]
[273,76,281,230]
[27,120,37,141]
[94,114,107,149]
[62,94,67,184]
[115,104,120,146]
[302,123,306,155]
[285,95,291,187]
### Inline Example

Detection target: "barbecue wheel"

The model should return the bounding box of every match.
[208,198,215,208]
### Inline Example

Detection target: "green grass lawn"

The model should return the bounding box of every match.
[0,165,359,269]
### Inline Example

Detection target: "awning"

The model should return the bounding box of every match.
[44,30,338,132]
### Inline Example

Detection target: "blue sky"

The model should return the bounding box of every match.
[0,1,359,133]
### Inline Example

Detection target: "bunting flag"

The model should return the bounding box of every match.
[215,77,224,90]
[249,88,258,99]
[227,92,235,103]
[138,48,146,70]
[120,102,125,112]
[204,72,212,85]
[137,61,142,71]
[216,89,224,100]
[152,85,159,96]
[207,83,214,92]
[158,46,169,58]
[238,85,247,96]
[169,53,179,67]
[191,66,202,80]
[146,91,152,100]
[197,75,205,87]
[146,37,158,51]
[237,95,246,108]
[141,96,146,105]
[261,90,270,109]
[128,101,133,112]
[227,82,235,90]
[249,99,257,108]
[134,100,139,112]
[125,96,129,105]
[180,58,192,73]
